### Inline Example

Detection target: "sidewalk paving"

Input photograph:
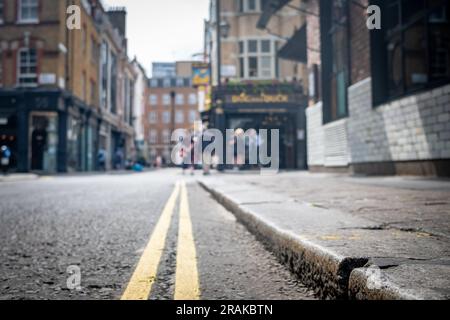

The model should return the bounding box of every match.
[199,171,450,300]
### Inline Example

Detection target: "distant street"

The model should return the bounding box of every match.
[0,170,315,300]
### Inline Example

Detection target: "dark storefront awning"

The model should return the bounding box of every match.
[278,24,307,63]
[257,0,291,30]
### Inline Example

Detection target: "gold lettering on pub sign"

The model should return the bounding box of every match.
[231,93,289,104]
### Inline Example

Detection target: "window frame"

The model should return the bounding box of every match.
[320,0,351,124]
[162,111,171,124]
[238,38,276,80]
[188,93,197,105]
[175,93,184,105]
[18,0,39,24]
[162,94,171,106]
[149,94,158,106]
[17,47,38,87]
[371,0,450,106]
[149,112,158,124]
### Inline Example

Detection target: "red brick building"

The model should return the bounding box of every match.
[145,75,200,166]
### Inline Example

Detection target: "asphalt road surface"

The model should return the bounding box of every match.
[0,169,316,300]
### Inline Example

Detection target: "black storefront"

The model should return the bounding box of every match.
[205,83,308,170]
[0,89,101,173]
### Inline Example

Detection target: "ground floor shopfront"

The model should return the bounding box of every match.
[0,89,134,174]
[205,86,308,170]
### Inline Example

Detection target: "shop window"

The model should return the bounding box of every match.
[372,0,450,104]
[18,0,39,23]
[18,48,38,87]
[321,0,350,123]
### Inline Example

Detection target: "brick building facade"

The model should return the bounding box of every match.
[260,0,450,176]
[0,0,139,173]
[145,74,200,166]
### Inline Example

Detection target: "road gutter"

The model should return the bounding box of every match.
[198,180,435,300]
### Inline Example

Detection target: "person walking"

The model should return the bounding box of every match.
[1,145,12,175]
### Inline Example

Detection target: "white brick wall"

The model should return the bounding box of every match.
[348,79,450,163]
[306,102,325,166]
[323,119,350,167]
[306,79,450,168]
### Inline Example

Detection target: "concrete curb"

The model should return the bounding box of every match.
[199,180,427,300]
[0,174,39,183]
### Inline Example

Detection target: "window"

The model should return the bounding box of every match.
[149,130,158,144]
[321,0,349,123]
[162,111,171,124]
[189,110,197,124]
[18,48,38,87]
[150,79,159,87]
[162,94,171,106]
[19,0,39,23]
[175,94,184,105]
[175,111,184,124]
[0,48,3,86]
[90,80,96,105]
[373,0,450,103]
[149,112,157,124]
[163,78,171,88]
[238,0,265,13]
[188,93,197,105]
[0,0,4,23]
[81,72,86,100]
[91,38,99,64]
[176,78,184,87]
[110,52,118,113]
[239,39,275,79]
[149,94,158,106]
[162,130,171,144]
[100,41,109,109]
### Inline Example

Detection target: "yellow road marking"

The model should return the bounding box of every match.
[174,181,200,300]
[121,181,180,300]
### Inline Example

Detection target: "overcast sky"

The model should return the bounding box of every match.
[104,0,210,74]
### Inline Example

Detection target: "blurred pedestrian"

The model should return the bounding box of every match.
[98,149,106,171]
[1,145,11,175]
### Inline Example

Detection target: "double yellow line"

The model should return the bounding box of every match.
[121,181,200,300]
